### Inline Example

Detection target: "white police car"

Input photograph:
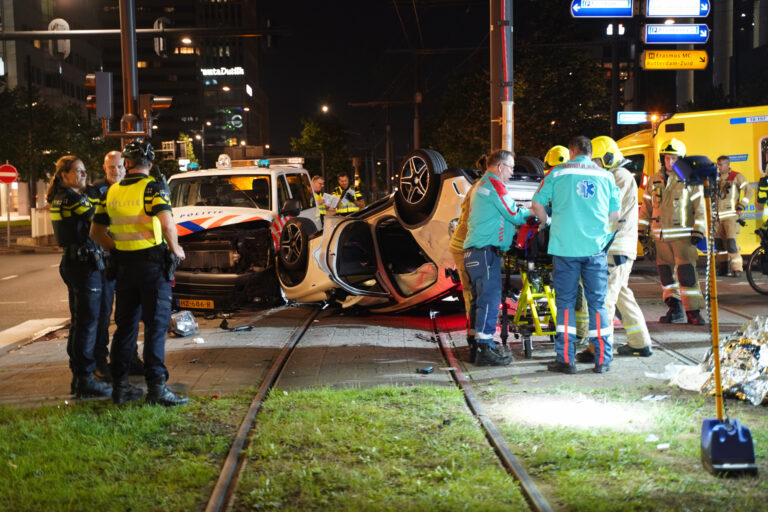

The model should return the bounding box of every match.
[167,155,320,309]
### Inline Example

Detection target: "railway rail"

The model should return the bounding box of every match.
[203,305,554,512]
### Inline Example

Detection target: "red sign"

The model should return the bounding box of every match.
[0,164,18,184]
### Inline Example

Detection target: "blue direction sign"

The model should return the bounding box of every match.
[646,0,711,18]
[570,0,633,18]
[645,24,710,44]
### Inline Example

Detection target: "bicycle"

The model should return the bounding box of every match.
[745,226,768,295]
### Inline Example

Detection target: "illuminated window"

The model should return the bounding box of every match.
[137,61,148,68]
[175,47,195,55]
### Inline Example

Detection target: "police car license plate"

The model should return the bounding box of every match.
[179,298,215,309]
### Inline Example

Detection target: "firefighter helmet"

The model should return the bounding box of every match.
[659,138,686,158]
[122,139,156,163]
[591,135,623,168]
[543,145,569,168]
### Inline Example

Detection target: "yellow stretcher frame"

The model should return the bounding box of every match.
[501,256,557,359]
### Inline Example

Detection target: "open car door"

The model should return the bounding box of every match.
[317,217,391,298]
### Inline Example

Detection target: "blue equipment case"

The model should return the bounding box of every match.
[701,418,758,476]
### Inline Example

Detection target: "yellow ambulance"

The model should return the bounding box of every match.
[617,105,768,255]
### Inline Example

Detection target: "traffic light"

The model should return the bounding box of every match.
[139,94,173,134]
[85,72,113,120]
[154,17,171,58]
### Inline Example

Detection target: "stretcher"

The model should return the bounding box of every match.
[500,222,557,358]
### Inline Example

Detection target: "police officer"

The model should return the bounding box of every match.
[639,139,707,325]
[464,149,531,366]
[91,140,189,406]
[48,156,112,398]
[531,136,620,374]
[312,175,327,224]
[88,151,144,380]
[576,136,652,361]
[714,155,752,277]
[331,172,364,215]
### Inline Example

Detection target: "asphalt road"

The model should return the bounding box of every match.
[0,252,69,332]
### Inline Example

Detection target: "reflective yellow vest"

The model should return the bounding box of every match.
[105,176,164,252]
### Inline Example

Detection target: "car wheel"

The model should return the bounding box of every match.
[278,217,315,273]
[395,149,447,226]
[514,156,545,177]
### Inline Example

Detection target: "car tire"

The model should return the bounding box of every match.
[395,149,447,226]
[278,217,316,274]
[514,156,544,177]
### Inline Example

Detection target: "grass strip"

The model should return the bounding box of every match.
[484,385,768,512]
[236,386,529,511]
[0,392,252,512]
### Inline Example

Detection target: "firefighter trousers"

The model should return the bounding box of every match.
[714,216,743,272]
[606,256,651,349]
[655,238,705,311]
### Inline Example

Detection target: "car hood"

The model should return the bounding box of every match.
[173,206,275,237]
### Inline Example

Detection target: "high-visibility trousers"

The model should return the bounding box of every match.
[606,256,651,349]
[655,238,705,311]
[714,216,743,272]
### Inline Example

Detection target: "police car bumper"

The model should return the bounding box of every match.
[173,268,278,310]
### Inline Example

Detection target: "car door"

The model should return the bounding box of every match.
[317,217,390,298]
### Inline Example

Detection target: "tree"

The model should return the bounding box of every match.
[290,115,351,184]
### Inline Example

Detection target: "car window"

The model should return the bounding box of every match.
[284,173,314,210]
[624,154,645,188]
[168,175,270,209]
[277,175,290,211]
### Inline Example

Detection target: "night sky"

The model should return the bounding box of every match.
[260,1,490,157]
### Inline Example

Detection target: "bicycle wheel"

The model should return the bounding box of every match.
[745,247,768,295]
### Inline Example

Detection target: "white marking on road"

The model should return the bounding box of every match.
[50,264,59,268]
[0,301,27,305]
[1,275,18,280]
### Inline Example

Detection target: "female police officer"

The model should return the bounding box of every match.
[48,156,112,398]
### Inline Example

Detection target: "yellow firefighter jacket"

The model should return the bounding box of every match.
[607,160,638,259]
[639,170,707,242]
[715,169,751,221]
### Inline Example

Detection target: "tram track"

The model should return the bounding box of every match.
[203,304,553,512]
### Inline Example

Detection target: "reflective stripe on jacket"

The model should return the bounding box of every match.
[464,173,529,250]
[715,170,751,220]
[332,185,362,214]
[102,175,164,252]
[639,170,707,241]
[315,192,327,215]
[607,160,638,259]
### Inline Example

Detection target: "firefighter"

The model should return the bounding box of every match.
[577,136,652,362]
[91,140,189,406]
[714,155,752,277]
[638,138,707,325]
[331,172,364,215]
[543,145,569,171]
[48,156,112,398]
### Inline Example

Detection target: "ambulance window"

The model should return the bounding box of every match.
[624,154,645,188]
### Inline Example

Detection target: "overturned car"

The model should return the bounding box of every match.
[276,150,544,313]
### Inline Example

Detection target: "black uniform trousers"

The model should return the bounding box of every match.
[59,255,102,376]
[111,258,172,381]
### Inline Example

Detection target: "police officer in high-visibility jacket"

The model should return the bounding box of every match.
[576,136,653,362]
[49,156,112,399]
[638,138,707,325]
[331,172,364,215]
[714,155,752,277]
[312,175,327,224]
[91,140,189,406]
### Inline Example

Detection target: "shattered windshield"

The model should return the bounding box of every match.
[169,175,271,210]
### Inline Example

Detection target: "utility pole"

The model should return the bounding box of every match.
[490,0,514,152]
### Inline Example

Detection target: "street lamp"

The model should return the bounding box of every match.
[321,104,329,113]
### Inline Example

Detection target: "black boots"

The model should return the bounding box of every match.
[475,344,512,366]
[94,360,112,382]
[112,378,144,405]
[129,354,145,376]
[146,376,190,406]
[659,297,686,323]
[686,310,706,325]
[75,374,113,398]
